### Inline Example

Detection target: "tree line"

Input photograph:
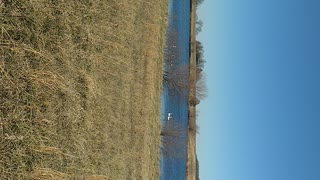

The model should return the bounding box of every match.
[195,1,205,179]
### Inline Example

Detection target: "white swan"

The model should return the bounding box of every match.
[167,113,173,121]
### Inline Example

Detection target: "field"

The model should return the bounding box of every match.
[186,0,197,179]
[0,0,167,179]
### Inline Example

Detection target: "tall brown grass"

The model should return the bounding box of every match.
[0,0,167,179]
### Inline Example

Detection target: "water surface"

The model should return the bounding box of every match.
[160,0,190,179]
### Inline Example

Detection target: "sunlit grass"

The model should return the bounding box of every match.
[0,0,167,179]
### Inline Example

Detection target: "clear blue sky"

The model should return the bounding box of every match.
[197,0,320,180]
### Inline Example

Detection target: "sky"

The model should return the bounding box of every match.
[196,0,320,180]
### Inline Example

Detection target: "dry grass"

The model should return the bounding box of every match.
[186,0,198,179]
[0,0,167,179]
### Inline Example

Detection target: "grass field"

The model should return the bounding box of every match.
[0,0,167,179]
[186,0,197,179]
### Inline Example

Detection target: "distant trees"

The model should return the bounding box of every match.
[196,0,204,35]
[195,40,205,71]
[160,120,185,158]
[196,156,200,180]
[196,20,203,35]
[193,40,207,105]
[196,0,204,6]
[196,70,207,101]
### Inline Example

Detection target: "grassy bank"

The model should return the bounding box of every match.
[0,0,167,179]
[186,0,197,179]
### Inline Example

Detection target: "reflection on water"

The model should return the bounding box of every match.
[159,0,190,179]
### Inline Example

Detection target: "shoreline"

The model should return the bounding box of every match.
[186,0,197,179]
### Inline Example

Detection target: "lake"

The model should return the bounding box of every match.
[160,0,190,179]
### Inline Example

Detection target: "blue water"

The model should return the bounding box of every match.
[160,0,190,179]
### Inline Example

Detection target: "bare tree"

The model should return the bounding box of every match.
[196,40,205,71]
[196,20,203,35]
[196,71,207,100]
[196,0,205,6]
[160,120,186,159]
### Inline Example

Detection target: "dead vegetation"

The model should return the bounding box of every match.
[186,0,198,179]
[0,0,167,179]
